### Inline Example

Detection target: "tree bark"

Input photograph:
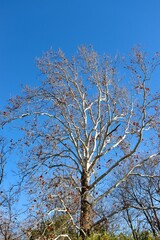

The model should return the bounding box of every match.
[80,170,92,239]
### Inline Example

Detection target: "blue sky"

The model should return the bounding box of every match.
[1,0,160,108]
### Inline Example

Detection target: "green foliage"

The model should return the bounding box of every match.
[133,231,156,240]
[81,231,157,240]
[29,226,159,240]
[84,233,129,240]
[29,220,158,240]
[29,214,77,239]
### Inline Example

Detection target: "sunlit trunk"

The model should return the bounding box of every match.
[80,170,92,239]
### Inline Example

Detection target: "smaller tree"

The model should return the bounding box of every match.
[0,137,7,185]
[0,187,21,240]
[115,159,160,239]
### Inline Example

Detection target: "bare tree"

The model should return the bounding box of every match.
[0,137,8,185]
[0,46,160,238]
[0,186,23,240]
[114,158,160,239]
[0,138,14,240]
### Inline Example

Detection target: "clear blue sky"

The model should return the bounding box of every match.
[0,0,160,105]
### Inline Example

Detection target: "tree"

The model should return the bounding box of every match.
[0,187,23,240]
[114,159,160,239]
[0,137,25,240]
[0,137,8,185]
[0,46,160,239]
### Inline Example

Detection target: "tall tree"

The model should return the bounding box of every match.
[1,46,160,238]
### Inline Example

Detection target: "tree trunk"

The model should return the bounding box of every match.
[80,170,92,239]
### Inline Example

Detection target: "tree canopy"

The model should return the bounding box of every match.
[0,46,160,239]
